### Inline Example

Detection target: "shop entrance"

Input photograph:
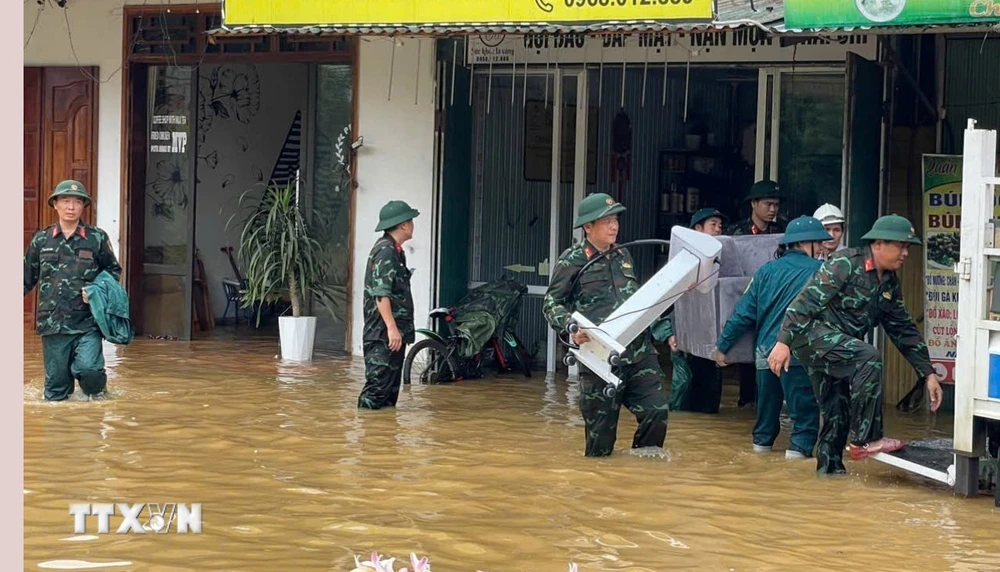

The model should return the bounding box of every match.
[440,33,885,373]
[119,6,355,345]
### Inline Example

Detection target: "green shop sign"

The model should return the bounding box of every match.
[786,0,1000,29]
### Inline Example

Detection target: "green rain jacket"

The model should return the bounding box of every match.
[716,250,822,370]
[83,271,134,345]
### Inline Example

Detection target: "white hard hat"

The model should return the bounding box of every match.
[813,203,845,225]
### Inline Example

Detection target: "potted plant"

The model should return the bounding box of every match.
[227,177,340,361]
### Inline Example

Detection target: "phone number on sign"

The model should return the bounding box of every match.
[563,0,695,6]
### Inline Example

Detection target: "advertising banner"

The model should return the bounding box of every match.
[224,0,714,27]
[786,0,1000,29]
[922,154,963,384]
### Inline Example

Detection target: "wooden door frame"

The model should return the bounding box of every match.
[25,66,100,224]
[117,3,358,345]
[24,65,101,327]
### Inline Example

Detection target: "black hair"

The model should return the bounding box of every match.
[774,242,811,260]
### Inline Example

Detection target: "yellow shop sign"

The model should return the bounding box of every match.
[223,0,715,27]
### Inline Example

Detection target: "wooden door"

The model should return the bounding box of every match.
[23,67,99,327]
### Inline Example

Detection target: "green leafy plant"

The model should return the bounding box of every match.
[226,180,342,325]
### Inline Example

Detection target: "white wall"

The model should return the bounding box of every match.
[22,0,194,258]
[351,37,438,357]
[194,63,309,319]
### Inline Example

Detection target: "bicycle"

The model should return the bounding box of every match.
[402,280,533,384]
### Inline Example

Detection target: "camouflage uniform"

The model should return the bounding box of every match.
[23,181,121,401]
[717,216,831,456]
[543,193,669,457]
[359,201,419,410]
[726,217,787,237]
[777,218,932,473]
[656,207,730,414]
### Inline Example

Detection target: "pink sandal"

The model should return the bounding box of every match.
[848,438,906,461]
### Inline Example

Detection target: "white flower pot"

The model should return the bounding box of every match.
[278,316,317,361]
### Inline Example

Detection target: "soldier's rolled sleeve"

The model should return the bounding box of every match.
[366,247,396,299]
[881,281,934,379]
[542,261,577,332]
[99,236,122,282]
[23,233,40,296]
[777,257,849,346]
[717,277,759,354]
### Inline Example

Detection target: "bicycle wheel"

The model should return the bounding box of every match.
[403,339,461,385]
[505,332,532,378]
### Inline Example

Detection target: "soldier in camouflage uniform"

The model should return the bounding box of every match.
[727,180,787,407]
[655,207,727,414]
[726,179,787,236]
[23,180,122,401]
[358,200,419,410]
[543,193,669,457]
[768,215,944,474]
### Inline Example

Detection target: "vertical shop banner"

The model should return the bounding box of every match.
[920,154,1000,384]
[786,0,1000,29]
[922,155,961,383]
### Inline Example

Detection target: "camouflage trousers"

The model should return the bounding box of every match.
[794,332,884,474]
[41,331,107,401]
[667,351,722,414]
[579,353,669,457]
[754,366,820,456]
[358,341,406,410]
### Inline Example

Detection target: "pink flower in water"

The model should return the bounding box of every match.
[352,551,396,572]
[569,564,578,572]
[407,553,431,572]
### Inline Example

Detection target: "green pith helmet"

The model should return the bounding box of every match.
[48,180,91,207]
[861,214,922,245]
[744,179,782,202]
[779,216,833,246]
[690,207,728,229]
[574,193,626,229]
[375,200,420,232]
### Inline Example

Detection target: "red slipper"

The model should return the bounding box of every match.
[848,438,906,462]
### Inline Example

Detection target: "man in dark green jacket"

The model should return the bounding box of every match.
[768,215,944,474]
[24,180,122,401]
[656,207,727,414]
[716,216,829,459]
[543,193,669,457]
[359,200,419,410]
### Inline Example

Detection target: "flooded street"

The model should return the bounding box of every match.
[23,331,999,571]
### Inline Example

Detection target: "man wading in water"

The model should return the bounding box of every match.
[716,216,830,460]
[358,201,419,410]
[768,215,944,474]
[23,180,122,401]
[543,193,670,457]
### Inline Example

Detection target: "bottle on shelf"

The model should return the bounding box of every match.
[671,183,685,214]
[660,188,672,213]
[686,186,700,214]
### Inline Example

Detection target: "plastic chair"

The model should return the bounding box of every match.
[222,279,252,326]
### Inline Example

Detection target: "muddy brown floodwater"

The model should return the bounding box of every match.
[23,330,1000,571]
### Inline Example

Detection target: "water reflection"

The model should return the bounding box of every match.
[23,330,1000,571]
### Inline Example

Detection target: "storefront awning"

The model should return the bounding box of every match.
[209,0,786,37]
